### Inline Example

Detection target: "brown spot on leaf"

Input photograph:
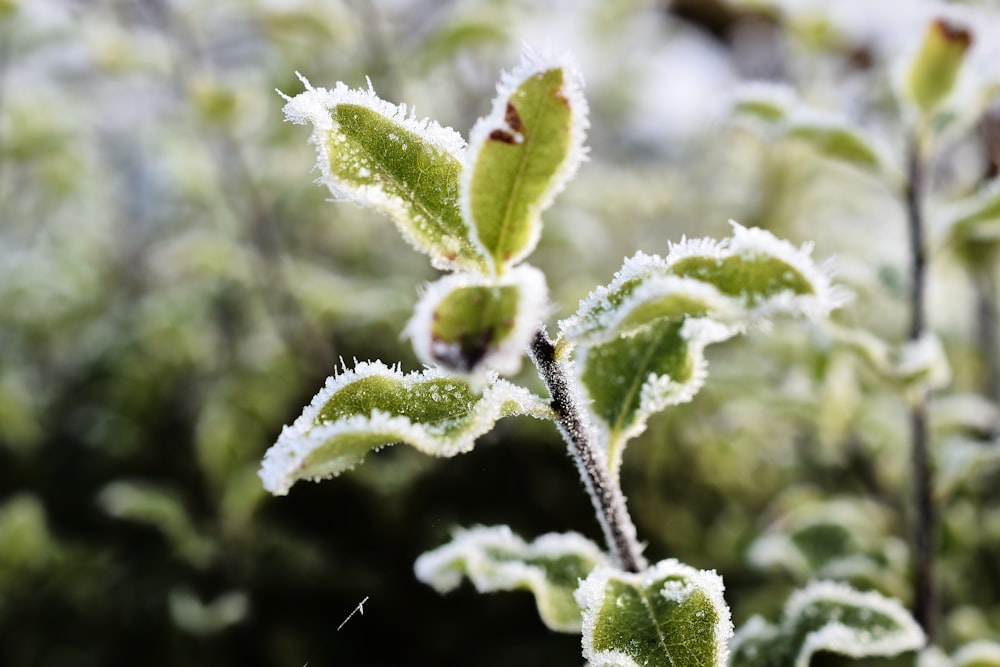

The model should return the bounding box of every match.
[933,18,973,48]
[504,102,523,134]
[489,129,518,144]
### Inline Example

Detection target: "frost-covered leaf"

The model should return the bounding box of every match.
[565,222,844,472]
[414,525,609,633]
[576,558,733,667]
[747,495,909,598]
[578,317,734,472]
[952,641,1000,667]
[462,50,587,273]
[831,326,951,394]
[406,264,548,381]
[904,18,973,115]
[730,581,925,667]
[258,361,550,495]
[281,76,486,272]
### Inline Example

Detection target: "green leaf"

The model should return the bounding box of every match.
[576,558,733,667]
[281,76,487,272]
[578,317,734,472]
[406,264,548,381]
[904,18,973,115]
[258,361,550,495]
[730,85,885,175]
[730,82,796,128]
[747,494,909,598]
[566,223,845,472]
[98,481,216,568]
[943,178,1000,262]
[730,581,925,667]
[952,642,1000,667]
[784,117,883,173]
[462,51,588,273]
[414,525,610,633]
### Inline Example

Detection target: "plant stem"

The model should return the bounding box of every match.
[904,133,937,642]
[529,329,647,573]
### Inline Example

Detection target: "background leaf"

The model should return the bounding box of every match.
[730,581,925,667]
[415,525,610,632]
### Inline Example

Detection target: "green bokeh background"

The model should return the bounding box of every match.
[2,1,999,665]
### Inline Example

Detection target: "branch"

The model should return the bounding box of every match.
[529,329,647,573]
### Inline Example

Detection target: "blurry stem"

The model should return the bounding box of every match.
[904,131,937,642]
[972,262,1000,405]
[0,17,12,206]
[529,330,647,573]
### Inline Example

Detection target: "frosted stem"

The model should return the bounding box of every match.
[904,133,937,642]
[529,329,647,573]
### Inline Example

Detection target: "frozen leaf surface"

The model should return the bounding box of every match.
[462,50,588,273]
[415,525,609,632]
[576,558,733,667]
[730,581,925,667]
[281,76,486,272]
[406,264,548,381]
[258,362,549,495]
[564,222,844,472]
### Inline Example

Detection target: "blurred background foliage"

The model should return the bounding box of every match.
[1,0,999,665]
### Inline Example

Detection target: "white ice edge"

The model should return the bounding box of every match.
[414,525,609,631]
[460,47,590,269]
[258,362,544,495]
[576,558,733,667]
[405,264,550,383]
[785,580,925,667]
[415,524,609,593]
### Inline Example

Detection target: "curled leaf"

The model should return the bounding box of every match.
[258,361,550,495]
[281,75,486,272]
[462,50,588,273]
[576,558,733,667]
[730,581,925,667]
[406,264,548,381]
[904,18,973,115]
[414,525,610,633]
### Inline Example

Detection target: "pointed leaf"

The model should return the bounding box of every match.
[414,525,610,633]
[406,264,548,381]
[258,361,550,495]
[578,317,735,472]
[904,18,973,115]
[462,50,588,273]
[730,581,925,667]
[784,114,884,173]
[281,76,487,272]
[566,223,844,472]
[943,178,1000,260]
[575,558,733,667]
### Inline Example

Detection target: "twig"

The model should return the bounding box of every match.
[903,133,937,642]
[529,329,647,573]
[337,596,370,631]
